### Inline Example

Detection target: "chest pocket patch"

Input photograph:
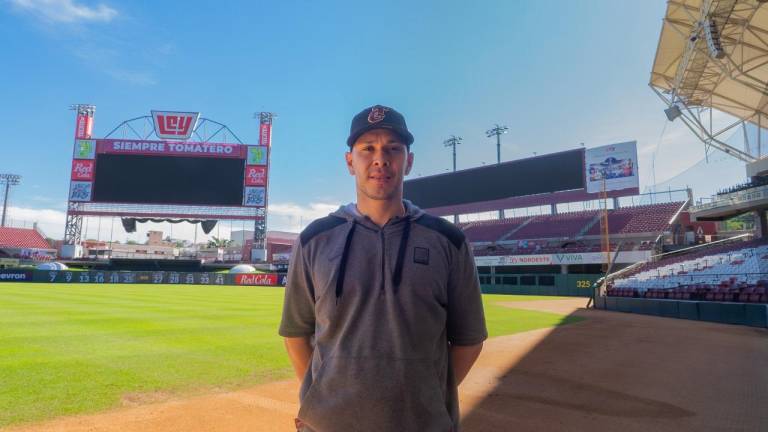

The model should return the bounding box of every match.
[413,247,430,265]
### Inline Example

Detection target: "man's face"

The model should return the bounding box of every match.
[345,129,414,203]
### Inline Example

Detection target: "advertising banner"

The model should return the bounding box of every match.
[244,166,267,186]
[247,146,268,165]
[475,250,652,267]
[69,181,93,202]
[151,111,200,140]
[96,139,245,159]
[585,141,639,194]
[259,123,272,147]
[75,113,93,139]
[234,273,279,286]
[74,139,96,159]
[71,159,95,181]
[243,186,266,207]
[0,270,33,282]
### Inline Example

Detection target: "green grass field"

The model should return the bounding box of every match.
[0,283,583,427]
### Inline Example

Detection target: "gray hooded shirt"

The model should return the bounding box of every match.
[279,200,487,432]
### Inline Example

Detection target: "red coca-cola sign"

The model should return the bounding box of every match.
[71,159,95,181]
[234,273,278,286]
[244,166,267,186]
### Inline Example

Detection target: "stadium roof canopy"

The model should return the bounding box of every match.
[650,0,768,163]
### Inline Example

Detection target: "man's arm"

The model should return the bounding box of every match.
[450,342,483,385]
[279,238,316,381]
[284,336,313,380]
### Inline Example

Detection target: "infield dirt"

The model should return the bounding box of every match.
[4,298,767,432]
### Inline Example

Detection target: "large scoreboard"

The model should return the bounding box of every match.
[404,142,639,210]
[68,138,269,208]
[404,149,585,209]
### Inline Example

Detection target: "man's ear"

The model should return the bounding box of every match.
[345,151,355,175]
[404,151,414,176]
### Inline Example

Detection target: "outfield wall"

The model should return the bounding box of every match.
[2,269,598,295]
[0,269,287,286]
[479,273,599,297]
[594,296,768,328]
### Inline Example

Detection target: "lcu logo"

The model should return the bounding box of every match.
[152,111,199,140]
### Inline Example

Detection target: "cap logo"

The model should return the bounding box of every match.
[368,106,390,124]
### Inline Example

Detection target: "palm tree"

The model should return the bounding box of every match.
[207,236,233,248]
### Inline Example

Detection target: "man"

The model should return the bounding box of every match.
[279,105,487,431]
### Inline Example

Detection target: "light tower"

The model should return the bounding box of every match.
[443,135,462,172]
[485,124,509,164]
[0,174,21,227]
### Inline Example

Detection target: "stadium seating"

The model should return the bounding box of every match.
[0,227,55,261]
[463,202,684,247]
[609,239,768,303]
[464,202,685,258]
[507,211,598,240]
[461,217,530,243]
[0,227,51,249]
[585,202,683,235]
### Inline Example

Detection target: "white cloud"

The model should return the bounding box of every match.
[10,0,117,23]
[3,206,67,239]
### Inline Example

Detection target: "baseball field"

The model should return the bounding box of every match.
[0,283,582,428]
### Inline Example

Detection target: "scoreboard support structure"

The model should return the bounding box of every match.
[63,104,95,254]
[251,112,275,261]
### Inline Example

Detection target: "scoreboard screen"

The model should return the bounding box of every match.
[92,154,245,206]
[404,149,585,209]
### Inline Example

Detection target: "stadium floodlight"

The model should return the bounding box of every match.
[68,104,96,114]
[0,173,21,227]
[664,105,682,122]
[443,135,462,172]
[486,124,509,164]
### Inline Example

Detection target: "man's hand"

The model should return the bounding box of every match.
[284,336,313,381]
[450,342,483,385]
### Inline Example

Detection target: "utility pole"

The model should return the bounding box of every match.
[486,124,509,164]
[0,174,21,227]
[443,135,462,172]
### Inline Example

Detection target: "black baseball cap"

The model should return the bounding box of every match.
[346,105,414,147]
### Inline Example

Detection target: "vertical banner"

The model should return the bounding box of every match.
[75,112,93,140]
[259,123,272,147]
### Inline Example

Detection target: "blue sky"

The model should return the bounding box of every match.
[0,0,747,241]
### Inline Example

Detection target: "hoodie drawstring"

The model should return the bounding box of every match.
[392,219,411,295]
[335,222,356,303]
[335,217,412,303]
